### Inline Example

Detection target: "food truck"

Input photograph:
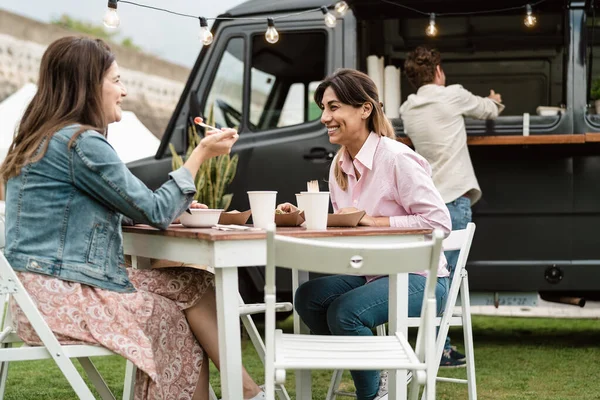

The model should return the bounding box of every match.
[129,0,600,307]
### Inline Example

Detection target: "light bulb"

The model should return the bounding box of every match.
[321,6,337,28]
[524,4,537,28]
[334,1,349,16]
[103,0,120,29]
[426,13,437,37]
[198,17,213,46]
[265,18,279,44]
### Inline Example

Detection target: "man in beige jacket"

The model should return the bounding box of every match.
[400,46,504,368]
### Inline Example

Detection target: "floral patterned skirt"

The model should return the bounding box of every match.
[11,267,214,400]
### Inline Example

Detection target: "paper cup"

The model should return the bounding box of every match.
[300,192,330,230]
[247,191,277,229]
[295,193,308,212]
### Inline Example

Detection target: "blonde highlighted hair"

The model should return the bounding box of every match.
[314,68,396,191]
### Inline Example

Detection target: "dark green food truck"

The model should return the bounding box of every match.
[128,0,600,308]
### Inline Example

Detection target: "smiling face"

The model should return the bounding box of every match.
[320,87,371,152]
[101,61,127,125]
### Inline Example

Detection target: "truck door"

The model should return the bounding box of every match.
[199,18,346,210]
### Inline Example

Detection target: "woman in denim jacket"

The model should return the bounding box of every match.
[0,36,265,400]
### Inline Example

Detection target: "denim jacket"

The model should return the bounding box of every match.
[5,125,196,292]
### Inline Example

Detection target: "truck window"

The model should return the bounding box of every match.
[204,37,244,129]
[277,81,323,127]
[249,31,326,131]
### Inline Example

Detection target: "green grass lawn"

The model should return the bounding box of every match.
[2,315,600,399]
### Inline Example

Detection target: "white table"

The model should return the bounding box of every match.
[122,225,430,400]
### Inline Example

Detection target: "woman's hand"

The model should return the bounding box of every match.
[184,128,239,179]
[335,207,388,226]
[197,128,239,159]
[189,201,208,209]
[172,201,208,224]
[277,202,299,213]
[337,207,373,226]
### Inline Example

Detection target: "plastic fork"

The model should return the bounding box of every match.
[194,116,222,132]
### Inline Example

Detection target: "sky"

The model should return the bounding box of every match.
[0,0,247,67]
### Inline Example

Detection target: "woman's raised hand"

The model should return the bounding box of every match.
[197,128,239,159]
[184,128,239,179]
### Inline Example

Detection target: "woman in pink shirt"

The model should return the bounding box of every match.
[292,69,452,400]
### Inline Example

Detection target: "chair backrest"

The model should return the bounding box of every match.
[442,222,476,276]
[266,228,445,280]
[265,224,444,325]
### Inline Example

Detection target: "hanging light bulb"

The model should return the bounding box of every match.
[103,0,120,29]
[265,18,279,44]
[198,17,213,46]
[334,1,349,17]
[425,13,438,37]
[321,6,337,28]
[524,4,537,28]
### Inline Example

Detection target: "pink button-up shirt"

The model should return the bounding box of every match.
[329,132,451,278]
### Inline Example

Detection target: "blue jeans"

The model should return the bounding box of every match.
[443,196,472,352]
[294,274,449,400]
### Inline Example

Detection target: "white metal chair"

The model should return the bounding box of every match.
[326,222,477,400]
[0,216,135,400]
[264,224,445,400]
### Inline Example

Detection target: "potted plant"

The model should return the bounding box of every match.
[169,105,238,210]
[591,78,600,114]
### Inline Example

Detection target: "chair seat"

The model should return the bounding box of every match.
[274,330,426,371]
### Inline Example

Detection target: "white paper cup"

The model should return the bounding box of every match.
[300,192,330,230]
[247,191,277,229]
[295,193,308,212]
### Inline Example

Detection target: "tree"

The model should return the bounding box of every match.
[51,14,141,51]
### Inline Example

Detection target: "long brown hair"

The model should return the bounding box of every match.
[314,68,395,191]
[404,46,441,89]
[0,36,115,180]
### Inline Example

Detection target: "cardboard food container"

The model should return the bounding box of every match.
[327,210,366,227]
[218,209,252,225]
[275,210,305,227]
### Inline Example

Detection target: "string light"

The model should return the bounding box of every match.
[524,4,537,28]
[103,0,120,29]
[382,0,547,35]
[425,13,438,37]
[102,0,547,46]
[334,1,349,16]
[321,6,337,28]
[265,18,280,44]
[198,17,213,46]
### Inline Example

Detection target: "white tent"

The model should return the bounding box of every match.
[0,83,37,163]
[106,111,160,164]
[0,84,160,165]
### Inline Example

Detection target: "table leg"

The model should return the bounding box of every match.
[388,273,408,400]
[215,267,244,400]
[294,269,312,400]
